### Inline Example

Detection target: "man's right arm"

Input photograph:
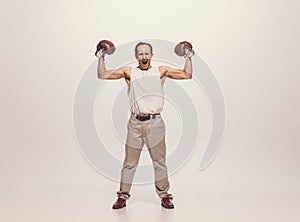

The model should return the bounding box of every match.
[97,56,130,80]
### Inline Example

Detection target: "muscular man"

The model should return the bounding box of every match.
[96,41,194,209]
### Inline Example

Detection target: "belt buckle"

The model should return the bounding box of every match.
[136,114,150,121]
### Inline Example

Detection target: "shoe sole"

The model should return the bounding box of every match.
[112,203,126,209]
[161,203,174,209]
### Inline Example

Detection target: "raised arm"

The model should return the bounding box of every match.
[97,56,130,80]
[159,57,192,79]
[95,39,130,80]
[159,41,194,80]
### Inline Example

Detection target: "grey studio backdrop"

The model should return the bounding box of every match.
[1,0,300,222]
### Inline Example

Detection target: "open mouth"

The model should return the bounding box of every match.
[142,59,148,65]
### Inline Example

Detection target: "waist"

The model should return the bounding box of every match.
[131,113,161,121]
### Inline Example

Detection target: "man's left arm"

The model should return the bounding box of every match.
[159,50,193,79]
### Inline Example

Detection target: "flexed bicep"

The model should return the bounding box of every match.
[98,65,128,80]
[159,65,192,80]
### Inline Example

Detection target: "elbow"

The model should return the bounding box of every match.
[186,74,192,79]
[184,70,192,79]
[97,71,106,79]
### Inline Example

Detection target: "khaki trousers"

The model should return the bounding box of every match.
[117,114,173,200]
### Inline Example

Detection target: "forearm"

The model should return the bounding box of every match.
[184,57,192,76]
[97,57,109,79]
[97,58,127,80]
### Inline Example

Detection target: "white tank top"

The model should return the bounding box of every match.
[128,67,164,115]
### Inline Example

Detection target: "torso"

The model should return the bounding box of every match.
[124,66,167,86]
[127,66,165,115]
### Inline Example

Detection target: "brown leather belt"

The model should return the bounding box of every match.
[135,113,160,121]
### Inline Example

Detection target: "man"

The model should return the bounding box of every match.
[96,41,194,209]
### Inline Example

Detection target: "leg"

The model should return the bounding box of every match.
[147,137,173,199]
[145,117,173,200]
[117,117,143,200]
[118,144,143,199]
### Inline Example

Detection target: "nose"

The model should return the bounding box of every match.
[142,54,147,59]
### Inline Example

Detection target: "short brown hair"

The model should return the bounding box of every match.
[135,42,153,55]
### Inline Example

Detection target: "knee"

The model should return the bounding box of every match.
[122,161,138,171]
[153,159,167,170]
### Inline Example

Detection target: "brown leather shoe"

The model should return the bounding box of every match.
[161,197,174,209]
[112,198,126,209]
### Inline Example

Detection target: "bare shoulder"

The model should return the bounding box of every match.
[121,66,132,72]
[122,66,132,79]
[158,65,168,74]
[158,65,170,71]
[158,65,171,76]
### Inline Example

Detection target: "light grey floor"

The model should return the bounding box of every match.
[1,137,299,222]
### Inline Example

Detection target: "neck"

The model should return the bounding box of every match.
[137,65,152,71]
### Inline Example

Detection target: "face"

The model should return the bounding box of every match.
[135,45,153,70]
